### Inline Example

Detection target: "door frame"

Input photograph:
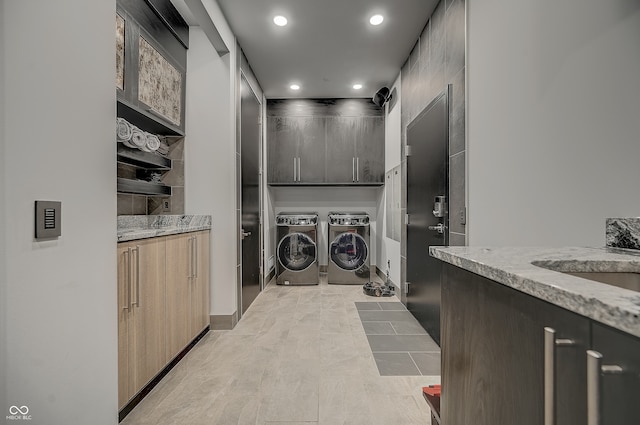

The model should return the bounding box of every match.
[237,70,264,321]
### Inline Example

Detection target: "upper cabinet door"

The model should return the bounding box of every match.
[355,116,385,183]
[267,117,298,183]
[296,117,326,183]
[325,117,357,184]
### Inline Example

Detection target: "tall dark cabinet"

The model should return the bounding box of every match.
[267,99,385,186]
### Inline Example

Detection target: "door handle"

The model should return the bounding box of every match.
[131,245,140,307]
[544,327,576,425]
[194,236,198,279]
[356,157,359,181]
[427,223,447,234]
[293,157,297,182]
[587,350,623,425]
[123,248,130,311]
[241,229,252,239]
[297,157,301,182]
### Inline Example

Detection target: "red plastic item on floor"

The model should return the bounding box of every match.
[422,385,441,425]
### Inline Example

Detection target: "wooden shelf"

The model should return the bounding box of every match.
[117,144,171,170]
[117,178,171,196]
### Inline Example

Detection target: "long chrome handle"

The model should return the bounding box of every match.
[352,157,355,182]
[297,157,301,182]
[544,327,576,425]
[194,236,198,279]
[587,350,624,425]
[188,236,194,279]
[127,247,133,309]
[132,246,140,306]
[356,157,359,181]
[123,249,130,310]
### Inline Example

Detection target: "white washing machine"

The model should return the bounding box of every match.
[327,212,371,284]
[276,212,319,285]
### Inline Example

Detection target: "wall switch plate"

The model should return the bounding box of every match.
[35,200,61,239]
[460,207,466,225]
[162,199,171,211]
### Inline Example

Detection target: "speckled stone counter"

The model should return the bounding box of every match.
[117,215,211,242]
[429,246,640,338]
[607,217,640,250]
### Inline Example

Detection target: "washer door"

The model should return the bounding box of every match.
[330,232,368,271]
[277,232,317,272]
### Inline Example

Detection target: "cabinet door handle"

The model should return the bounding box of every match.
[297,157,301,182]
[132,246,140,307]
[544,327,576,425]
[293,157,297,182]
[352,157,355,182]
[188,236,194,279]
[123,249,130,311]
[194,236,198,279]
[587,350,624,425]
[356,157,359,181]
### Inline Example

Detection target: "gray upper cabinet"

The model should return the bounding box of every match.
[267,99,385,186]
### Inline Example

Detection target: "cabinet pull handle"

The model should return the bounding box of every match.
[123,249,130,311]
[188,236,193,279]
[194,236,198,278]
[356,157,359,181]
[297,157,301,182]
[587,350,623,425]
[352,157,355,182]
[293,157,297,182]
[544,327,576,425]
[127,247,133,309]
[132,246,140,307]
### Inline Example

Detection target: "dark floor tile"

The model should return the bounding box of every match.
[357,310,416,322]
[378,302,407,311]
[355,302,382,311]
[367,335,440,352]
[373,352,421,376]
[410,352,441,375]
[362,322,396,335]
[390,320,429,335]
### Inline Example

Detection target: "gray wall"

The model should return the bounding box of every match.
[2,0,118,422]
[467,0,640,246]
[399,0,466,296]
[0,0,6,413]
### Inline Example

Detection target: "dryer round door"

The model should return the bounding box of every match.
[277,232,317,272]
[330,232,368,271]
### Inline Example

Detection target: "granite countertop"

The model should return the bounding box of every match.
[429,246,640,338]
[117,215,211,242]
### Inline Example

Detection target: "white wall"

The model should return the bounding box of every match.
[184,26,238,316]
[3,0,117,423]
[270,187,381,267]
[377,74,402,286]
[467,0,640,246]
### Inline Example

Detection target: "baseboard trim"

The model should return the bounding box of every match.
[210,312,238,330]
[119,326,209,422]
[264,267,276,287]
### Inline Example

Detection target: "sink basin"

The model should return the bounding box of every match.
[561,271,640,293]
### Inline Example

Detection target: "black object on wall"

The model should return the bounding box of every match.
[267,98,385,186]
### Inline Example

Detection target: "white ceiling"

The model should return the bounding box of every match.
[216,0,438,99]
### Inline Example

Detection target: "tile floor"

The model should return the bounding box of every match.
[121,276,440,425]
[356,302,441,376]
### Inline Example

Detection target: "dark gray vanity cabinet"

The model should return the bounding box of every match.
[591,324,640,425]
[441,264,639,425]
[354,116,385,183]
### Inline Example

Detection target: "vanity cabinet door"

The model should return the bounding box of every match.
[441,264,590,425]
[590,323,640,425]
[267,117,298,183]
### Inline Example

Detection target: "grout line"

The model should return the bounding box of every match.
[408,352,424,375]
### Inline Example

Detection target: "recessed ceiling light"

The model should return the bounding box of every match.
[353,84,363,90]
[369,14,384,25]
[273,16,288,26]
[290,84,300,90]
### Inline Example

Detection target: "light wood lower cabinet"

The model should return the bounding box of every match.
[118,230,210,410]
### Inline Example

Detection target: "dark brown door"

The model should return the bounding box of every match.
[240,75,261,314]
[406,88,449,345]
